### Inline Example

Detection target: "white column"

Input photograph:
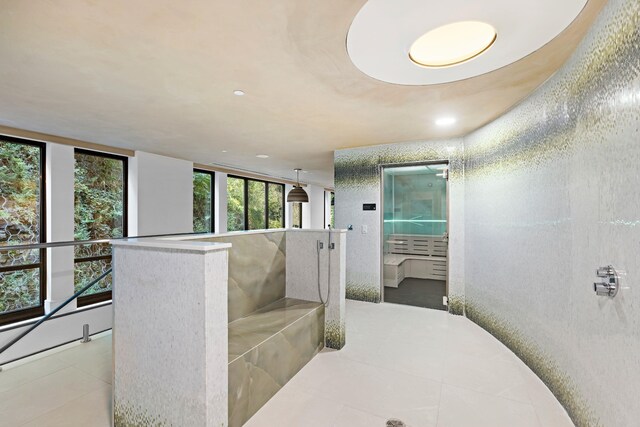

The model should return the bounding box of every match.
[45,143,75,313]
[215,172,228,233]
[112,238,230,426]
[284,184,293,228]
[307,184,326,229]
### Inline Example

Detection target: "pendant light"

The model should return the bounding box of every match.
[287,168,309,203]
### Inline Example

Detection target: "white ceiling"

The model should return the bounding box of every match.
[347,0,588,85]
[0,0,605,186]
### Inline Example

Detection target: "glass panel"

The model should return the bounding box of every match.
[0,140,43,316]
[247,180,266,230]
[74,258,113,296]
[383,165,447,237]
[0,268,40,315]
[383,164,448,266]
[193,170,213,233]
[267,184,284,228]
[330,192,335,228]
[74,151,125,294]
[292,203,302,228]
[227,177,245,231]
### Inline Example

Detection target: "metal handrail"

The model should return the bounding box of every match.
[0,232,210,357]
[0,231,209,252]
[0,268,112,356]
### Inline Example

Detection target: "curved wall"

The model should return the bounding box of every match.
[464,0,640,425]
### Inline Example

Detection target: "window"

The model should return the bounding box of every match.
[0,137,46,325]
[330,192,335,228]
[227,176,245,232]
[292,202,302,229]
[193,169,214,233]
[74,149,127,307]
[227,176,284,231]
[324,190,335,229]
[268,184,284,228]
[248,180,266,230]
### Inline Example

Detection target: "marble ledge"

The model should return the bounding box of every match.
[111,235,231,252]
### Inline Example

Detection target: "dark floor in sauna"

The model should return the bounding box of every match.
[384,278,447,310]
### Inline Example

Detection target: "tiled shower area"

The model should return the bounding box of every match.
[335,0,640,425]
[110,230,346,426]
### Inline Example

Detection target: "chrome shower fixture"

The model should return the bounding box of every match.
[594,265,620,297]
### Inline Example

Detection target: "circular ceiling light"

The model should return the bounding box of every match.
[256,154,269,158]
[409,21,497,68]
[233,90,245,96]
[435,117,456,126]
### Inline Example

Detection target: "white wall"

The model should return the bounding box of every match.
[307,185,326,229]
[215,172,228,233]
[128,151,194,236]
[45,143,75,313]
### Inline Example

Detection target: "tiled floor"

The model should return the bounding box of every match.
[247,301,574,427]
[384,278,447,310]
[0,301,573,427]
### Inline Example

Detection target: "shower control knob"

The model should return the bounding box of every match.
[593,265,620,297]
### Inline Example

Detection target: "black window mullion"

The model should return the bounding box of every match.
[264,183,269,229]
[243,178,249,231]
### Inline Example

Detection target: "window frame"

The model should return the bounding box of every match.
[0,136,47,326]
[228,175,285,231]
[74,148,128,307]
[193,168,215,233]
[292,202,303,229]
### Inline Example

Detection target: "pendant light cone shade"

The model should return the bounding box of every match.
[287,168,309,203]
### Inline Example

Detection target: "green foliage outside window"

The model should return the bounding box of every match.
[248,180,266,230]
[193,170,213,233]
[74,151,125,296]
[227,177,245,231]
[330,192,335,228]
[227,177,284,231]
[268,184,284,228]
[292,202,302,228]
[0,140,43,315]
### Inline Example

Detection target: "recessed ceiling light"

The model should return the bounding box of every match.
[233,90,245,96]
[222,150,228,153]
[256,154,269,159]
[435,117,456,127]
[409,21,497,68]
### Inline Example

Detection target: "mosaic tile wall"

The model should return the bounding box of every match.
[464,0,640,425]
[334,139,465,313]
[112,244,229,427]
[286,230,347,349]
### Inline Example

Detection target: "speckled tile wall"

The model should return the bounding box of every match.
[335,0,638,424]
[464,0,640,425]
[286,230,347,349]
[112,245,229,427]
[334,139,465,313]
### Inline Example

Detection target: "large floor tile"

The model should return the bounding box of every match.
[442,351,527,398]
[0,301,574,427]
[0,353,73,393]
[0,366,108,425]
[289,353,442,426]
[437,384,540,427]
[20,383,112,427]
